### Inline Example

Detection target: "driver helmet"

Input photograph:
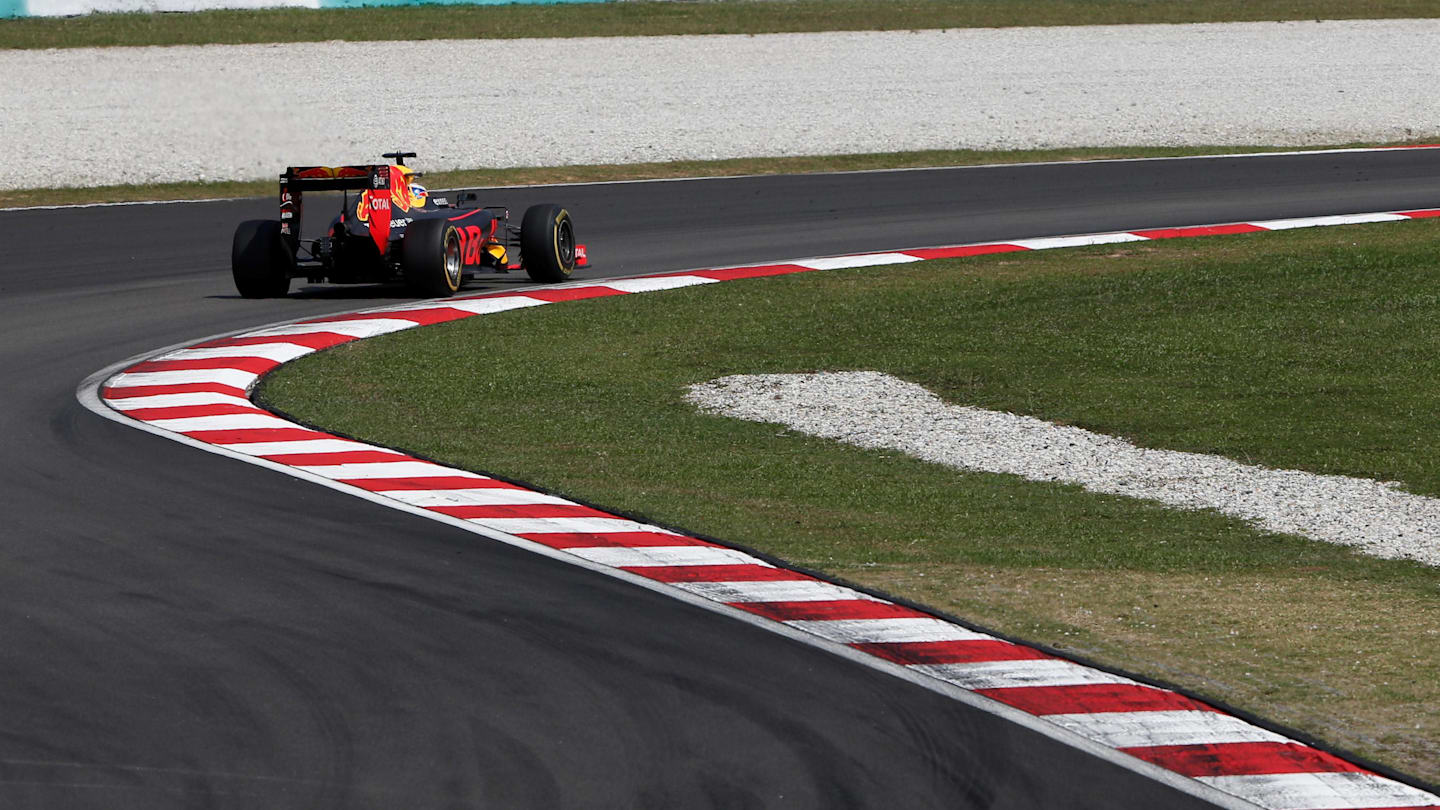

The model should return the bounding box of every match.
[390,163,427,207]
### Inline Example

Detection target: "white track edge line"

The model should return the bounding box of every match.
[564,205,1433,279]
[75,350,1255,809]
[12,143,1438,212]
[2,196,242,212]
[76,207,1440,808]
[476,144,1440,191]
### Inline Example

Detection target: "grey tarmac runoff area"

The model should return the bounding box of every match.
[3,149,1440,808]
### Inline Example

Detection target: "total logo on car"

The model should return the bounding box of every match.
[355,167,428,223]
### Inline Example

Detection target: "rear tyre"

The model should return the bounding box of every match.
[521,204,576,283]
[231,220,293,298]
[403,218,463,297]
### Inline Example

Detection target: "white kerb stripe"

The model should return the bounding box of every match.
[349,305,463,317]
[152,343,314,364]
[597,276,720,293]
[794,253,923,271]
[911,659,1136,691]
[385,488,575,508]
[564,545,760,568]
[440,297,550,315]
[239,319,422,339]
[787,618,991,644]
[1044,710,1289,749]
[1196,772,1440,810]
[298,461,482,480]
[355,476,505,491]
[218,439,402,457]
[107,392,255,410]
[1009,232,1150,250]
[106,369,261,390]
[1254,212,1411,231]
[673,579,884,604]
[468,517,683,536]
[146,413,296,431]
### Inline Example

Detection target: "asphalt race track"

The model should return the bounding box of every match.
[3,150,1439,809]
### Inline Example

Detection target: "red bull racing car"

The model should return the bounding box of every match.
[231,151,586,298]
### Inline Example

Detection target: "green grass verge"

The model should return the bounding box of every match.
[5,0,1440,49]
[6,141,1439,210]
[261,219,1440,780]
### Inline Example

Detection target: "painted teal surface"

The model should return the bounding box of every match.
[321,0,605,7]
[0,0,606,15]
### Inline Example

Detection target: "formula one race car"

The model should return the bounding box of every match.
[231,152,586,298]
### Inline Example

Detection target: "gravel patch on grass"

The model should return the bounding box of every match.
[687,371,1440,567]
[5,19,1439,189]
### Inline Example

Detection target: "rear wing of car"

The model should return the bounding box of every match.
[278,165,394,247]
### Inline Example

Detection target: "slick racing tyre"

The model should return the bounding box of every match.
[403,219,463,297]
[521,204,576,283]
[231,219,294,298]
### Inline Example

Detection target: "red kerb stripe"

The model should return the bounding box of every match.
[342,476,512,491]
[733,599,927,621]
[853,639,1050,665]
[531,287,630,302]
[693,265,812,281]
[127,356,279,374]
[122,403,266,421]
[298,308,474,326]
[485,287,625,303]
[193,333,357,351]
[1121,741,1369,777]
[903,244,1030,260]
[185,427,332,444]
[627,564,811,583]
[975,683,1218,716]
[518,531,714,549]
[1131,223,1268,239]
[103,382,249,399]
[1397,208,1440,219]
[261,450,409,465]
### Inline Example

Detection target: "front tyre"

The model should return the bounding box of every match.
[403,219,463,297]
[521,204,576,283]
[231,220,293,298]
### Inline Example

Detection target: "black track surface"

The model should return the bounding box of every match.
[3,150,1438,809]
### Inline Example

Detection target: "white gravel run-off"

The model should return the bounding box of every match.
[4,19,1440,189]
[686,371,1440,567]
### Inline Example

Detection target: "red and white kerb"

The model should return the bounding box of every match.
[100,209,1440,810]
